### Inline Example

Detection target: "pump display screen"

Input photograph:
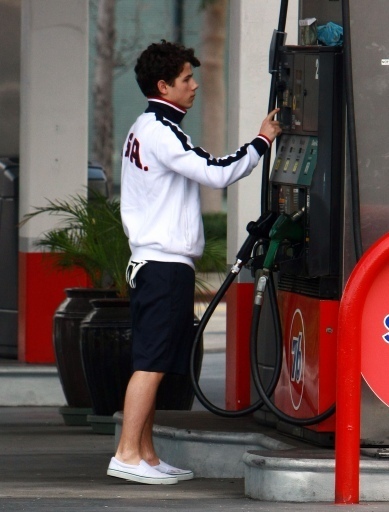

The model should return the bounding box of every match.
[278,51,319,134]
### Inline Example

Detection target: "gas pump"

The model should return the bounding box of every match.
[191,0,389,450]
[191,42,344,441]
[190,2,344,434]
[262,44,344,444]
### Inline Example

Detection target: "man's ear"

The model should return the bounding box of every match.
[157,79,169,96]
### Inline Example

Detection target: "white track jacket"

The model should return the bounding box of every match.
[121,98,270,268]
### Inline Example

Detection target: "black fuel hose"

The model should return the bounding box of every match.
[253,0,365,426]
[250,294,336,426]
[342,0,363,261]
[189,271,264,417]
[245,0,359,429]
[189,265,283,418]
[190,0,335,425]
[244,0,356,430]
[189,0,286,419]
[261,0,288,212]
[244,0,358,429]
[250,0,336,426]
[190,248,335,424]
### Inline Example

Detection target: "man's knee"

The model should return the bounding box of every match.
[132,370,165,387]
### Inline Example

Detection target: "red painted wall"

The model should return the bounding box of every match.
[18,252,88,363]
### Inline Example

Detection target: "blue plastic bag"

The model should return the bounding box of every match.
[317,22,343,46]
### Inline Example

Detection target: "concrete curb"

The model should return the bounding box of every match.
[0,364,66,406]
[243,449,389,502]
[113,411,292,479]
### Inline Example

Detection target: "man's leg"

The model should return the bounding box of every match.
[139,397,159,465]
[115,370,164,465]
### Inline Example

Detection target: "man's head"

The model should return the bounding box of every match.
[135,40,200,108]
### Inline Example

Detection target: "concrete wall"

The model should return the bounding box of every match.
[0,0,21,157]
[227,0,298,267]
[18,0,89,362]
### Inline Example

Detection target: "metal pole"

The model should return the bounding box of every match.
[335,283,361,503]
[335,233,389,503]
[261,0,288,212]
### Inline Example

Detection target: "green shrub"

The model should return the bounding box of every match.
[21,191,130,297]
[21,195,228,295]
[196,212,227,274]
[202,212,227,241]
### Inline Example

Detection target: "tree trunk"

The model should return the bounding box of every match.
[92,0,115,197]
[200,0,228,213]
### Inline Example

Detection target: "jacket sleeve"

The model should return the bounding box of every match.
[155,121,269,189]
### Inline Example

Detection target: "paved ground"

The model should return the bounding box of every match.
[1,296,389,509]
[1,406,388,511]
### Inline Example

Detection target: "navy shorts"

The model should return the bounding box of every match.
[130,261,195,375]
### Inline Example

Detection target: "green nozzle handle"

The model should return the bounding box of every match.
[263,211,304,270]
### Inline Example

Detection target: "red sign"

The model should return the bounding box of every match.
[361,263,389,407]
[275,291,338,432]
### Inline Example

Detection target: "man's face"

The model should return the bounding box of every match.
[163,62,199,109]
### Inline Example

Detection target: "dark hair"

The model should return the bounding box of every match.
[134,40,200,97]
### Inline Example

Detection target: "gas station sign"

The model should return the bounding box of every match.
[361,262,389,407]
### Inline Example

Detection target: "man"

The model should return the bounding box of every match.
[107,40,281,485]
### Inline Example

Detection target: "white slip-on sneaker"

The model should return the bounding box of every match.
[153,459,194,481]
[107,457,178,485]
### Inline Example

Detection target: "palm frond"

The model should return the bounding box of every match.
[22,191,227,300]
[195,236,226,274]
[21,191,131,297]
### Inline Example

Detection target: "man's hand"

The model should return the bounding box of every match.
[259,108,282,143]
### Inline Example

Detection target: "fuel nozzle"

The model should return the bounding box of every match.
[231,211,279,274]
[254,210,304,304]
[262,209,304,271]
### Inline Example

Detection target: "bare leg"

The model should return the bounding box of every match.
[140,398,160,465]
[115,370,164,466]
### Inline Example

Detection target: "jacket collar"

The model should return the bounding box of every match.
[146,97,187,125]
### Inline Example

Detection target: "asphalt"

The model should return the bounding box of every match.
[1,406,389,511]
[1,298,389,509]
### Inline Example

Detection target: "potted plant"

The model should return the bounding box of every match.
[21,191,130,425]
[22,191,226,432]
